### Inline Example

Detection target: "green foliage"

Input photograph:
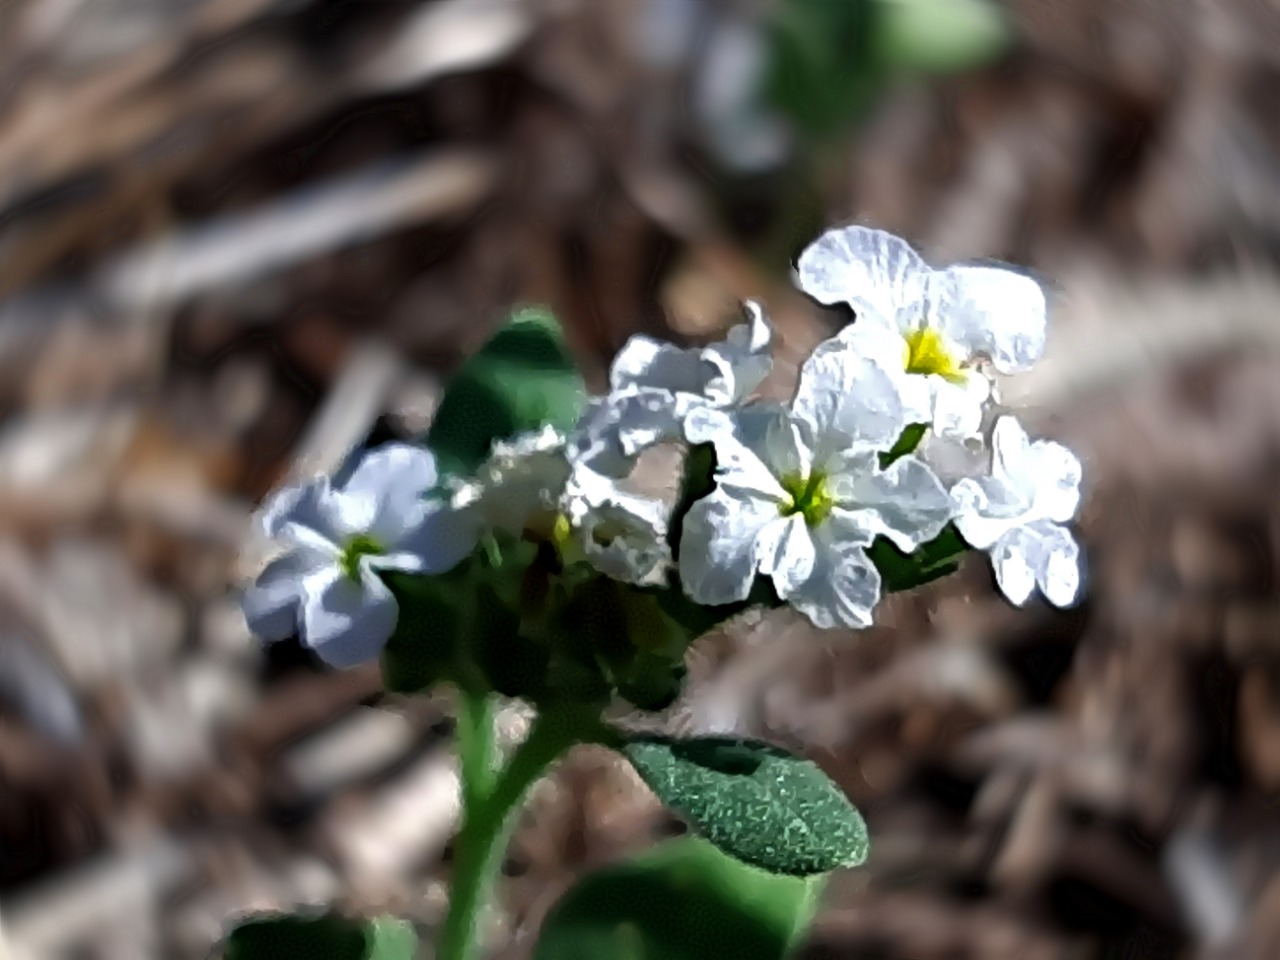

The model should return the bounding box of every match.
[668,442,717,559]
[765,0,884,140]
[764,0,1009,142]
[878,422,928,468]
[534,837,824,960]
[387,532,697,713]
[223,912,417,960]
[427,306,585,476]
[621,735,869,876]
[876,0,1010,73]
[382,564,471,694]
[870,523,967,594]
[658,440,785,644]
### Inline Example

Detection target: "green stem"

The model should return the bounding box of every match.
[456,689,498,807]
[438,700,607,960]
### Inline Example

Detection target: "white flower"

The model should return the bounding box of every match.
[242,443,475,668]
[677,341,954,629]
[452,425,571,538]
[795,225,1046,438]
[564,471,672,586]
[452,426,673,586]
[571,301,773,478]
[950,416,1083,607]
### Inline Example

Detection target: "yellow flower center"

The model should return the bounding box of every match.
[902,327,967,385]
[780,472,834,527]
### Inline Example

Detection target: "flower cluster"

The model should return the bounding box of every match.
[243,225,1084,671]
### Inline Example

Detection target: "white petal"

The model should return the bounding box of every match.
[242,549,329,642]
[377,500,479,575]
[567,475,672,586]
[988,528,1038,607]
[701,300,774,405]
[835,316,942,424]
[820,504,881,549]
[990,416,1033,483]
[299,566,399,668]
[951,475,1026,549]
[684,404,735,446]
[341,443,440,546]
[786,530,882,629]
[929,374,989,440]
[796,225,929,327]
[936,265,1047,372]
[734,403,812,482]
[918,431,990,485]
[469,427,571,534]
[835,312,908,369]
[569,397,636,479]
[1034,521,1082,607]
[259,480,344,556]
[572,389,689,479]
[755,514,816,599]
[989,416,1076,519]
[841,455,953,552]
[613,390,688,458]
[791,339,907,461]
[1027,438,1083,523]
[678,487,778,605]
[686,405,790,502]
[610,334,705,395]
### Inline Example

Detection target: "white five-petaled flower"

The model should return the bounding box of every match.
[571,301,773,478]
[242,444,475,668]
[950,416,1083,608]
[796,225,1047,439]
[678,340,954,629]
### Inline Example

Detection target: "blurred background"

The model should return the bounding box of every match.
[2,0,1280,957]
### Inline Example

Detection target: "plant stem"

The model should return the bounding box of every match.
[456,688,497,807]
[438,700,598,960]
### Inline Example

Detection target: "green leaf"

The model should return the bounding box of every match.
[621,735,868,876]
[875,0,1010,73]
[381,567,470,694]
[427,305,585,475]
[870,523,968,594]
[878,422,928,468]
[223,912,417,960]
[534,837,824,960]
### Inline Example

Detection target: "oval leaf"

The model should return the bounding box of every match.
[621,735,868,875]
[427,305,585,474]
[534,837,823,960]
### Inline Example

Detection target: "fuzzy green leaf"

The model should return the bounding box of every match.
[534,837,824,960]
[427,305,585,475]
[223,912,416,960]
[621,735,868,876]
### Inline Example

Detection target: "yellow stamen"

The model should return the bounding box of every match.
[902,327,967,385]
[779,472,834,527]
